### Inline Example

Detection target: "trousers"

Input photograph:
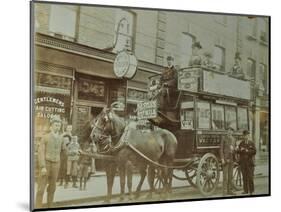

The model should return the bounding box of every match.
[35,160,60,208]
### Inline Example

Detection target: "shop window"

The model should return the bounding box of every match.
[225,106,237,130]
[181,101,194,130]
[237,107,248,130]
[49,5,77,40]
[180,33,195,67]
[213,46,225,71]
[77,78,106,102]
[113,9,135,53]
[197,102,211,129]
[211,104,224,130]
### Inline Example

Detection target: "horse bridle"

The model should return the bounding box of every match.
[90,111,122,144]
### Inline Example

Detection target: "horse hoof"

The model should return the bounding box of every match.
[119,196,125,202]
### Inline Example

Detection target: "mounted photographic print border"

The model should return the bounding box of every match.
[30,0,271,211]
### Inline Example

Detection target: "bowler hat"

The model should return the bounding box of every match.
[192,41,202,49]
[243,130,250,135]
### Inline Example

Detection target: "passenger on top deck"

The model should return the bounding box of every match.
[188,41,203,66]
[228,52,245,79]
[202,51,216,70]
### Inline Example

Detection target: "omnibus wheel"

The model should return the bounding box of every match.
[196,153,220,196]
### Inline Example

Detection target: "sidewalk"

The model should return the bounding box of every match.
[36,160,269,207]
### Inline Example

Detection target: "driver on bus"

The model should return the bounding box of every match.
[159,56,178,109]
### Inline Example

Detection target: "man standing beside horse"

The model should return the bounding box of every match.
[220,127,236,196]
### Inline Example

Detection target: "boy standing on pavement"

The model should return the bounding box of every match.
[65,135,80,188]
[78,142,95,190]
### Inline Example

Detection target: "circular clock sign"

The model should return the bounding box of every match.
[113,51,138,79]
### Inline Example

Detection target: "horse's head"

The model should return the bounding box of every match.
[89,102,124,148]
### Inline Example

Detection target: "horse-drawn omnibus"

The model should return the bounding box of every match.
[89,65,252,201]
[137,66,252,196]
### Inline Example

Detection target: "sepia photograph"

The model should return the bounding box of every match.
[30,1,270,211]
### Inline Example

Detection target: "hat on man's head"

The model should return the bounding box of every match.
[243,130,250,135]
[192,41,202,49]
[166,55,174,61]
[235,52,242,61]
[50,115,61,124]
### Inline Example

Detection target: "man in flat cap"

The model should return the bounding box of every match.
[237,130,256,195]
[188,41,203,66]
[220,127,236,196]
[35,116,63,208]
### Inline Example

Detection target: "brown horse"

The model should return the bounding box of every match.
[89,103,178,202]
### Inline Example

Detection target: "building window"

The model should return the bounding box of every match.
[211,104,224,130]
[213,46,225,71]
[49,5,77,40]
[259,18,268,43]
[259,63,268,94]
[247,58,256,79]
[180,33,194,68]
[113,9,135,53]
[247,17,257,37]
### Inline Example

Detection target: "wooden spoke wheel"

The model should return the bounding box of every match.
[185,163,198,188]
[232,162,243,191]
[196,153,220,196]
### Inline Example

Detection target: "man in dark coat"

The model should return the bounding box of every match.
[237,130,256,195]
[159,56,178,109]
[220,127,236,196]
[35,116,63,208]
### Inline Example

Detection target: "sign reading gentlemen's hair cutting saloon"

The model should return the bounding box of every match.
[113,50,138,79]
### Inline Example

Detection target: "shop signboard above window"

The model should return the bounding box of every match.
[36,73,72,91]
[78,78,106,102]
[127,89,147,102]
